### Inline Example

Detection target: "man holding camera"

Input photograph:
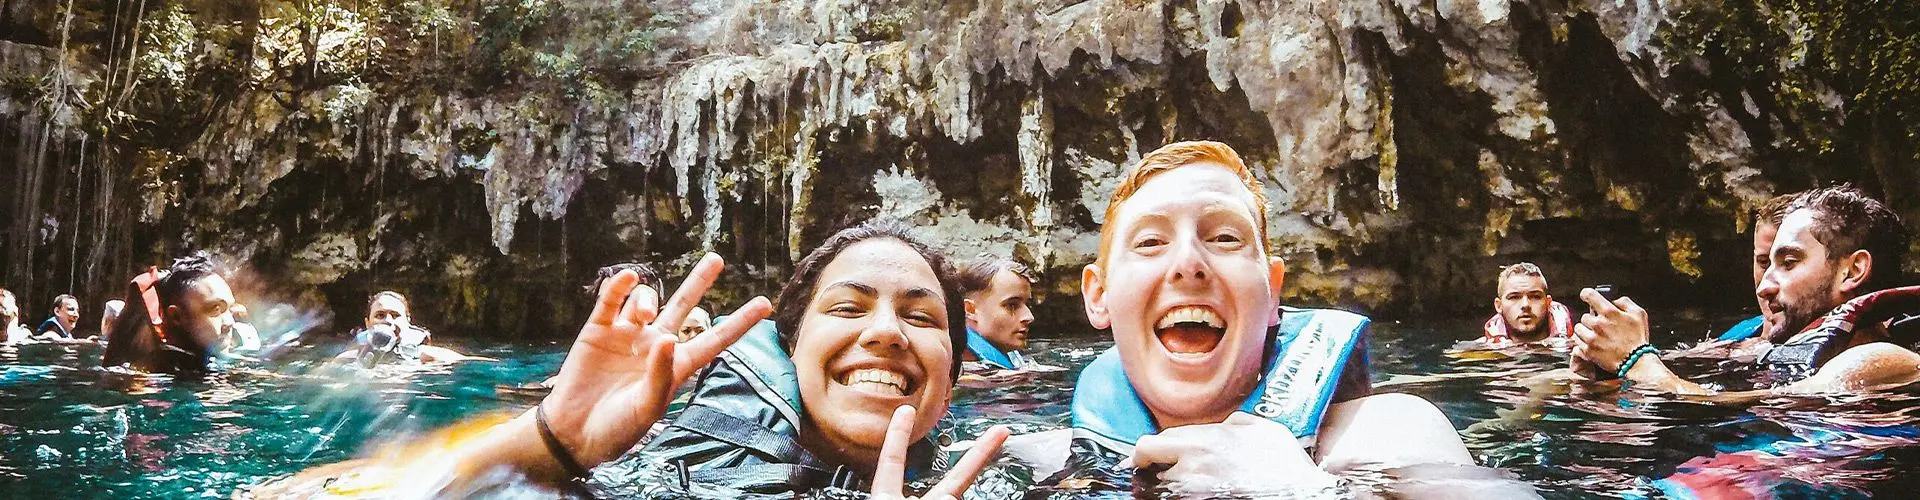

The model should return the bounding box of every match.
[1572,186,1920,395]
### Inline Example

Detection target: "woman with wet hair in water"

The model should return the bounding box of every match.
[333,290,488,366]
[262,221,1008,498]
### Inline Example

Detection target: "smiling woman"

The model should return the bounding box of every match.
[256,221,1007,499]
[603,220,1001,495]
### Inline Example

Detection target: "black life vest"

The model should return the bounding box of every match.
[1759,285,1920,382]
[591,319,940,494]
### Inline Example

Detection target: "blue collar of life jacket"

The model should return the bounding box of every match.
[1067,307,1368,453]
[1715,315,1766,342]
[965,327,1022,369]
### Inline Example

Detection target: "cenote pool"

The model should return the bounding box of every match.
[3,318,1919,499]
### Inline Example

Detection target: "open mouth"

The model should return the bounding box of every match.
[1154,306,1226,355]
[838,367,914,397]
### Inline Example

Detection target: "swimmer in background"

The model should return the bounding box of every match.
[1573,186,1920,396]
[957,257,1036,370]
[1,288,29,344]
[953,257,1063,381]
[34,294,83,341]
[677,305,710,342]
[333,291,488,367]
[1480,263,1573,348]
[1713,193,1798,343]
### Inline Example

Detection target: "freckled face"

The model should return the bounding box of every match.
[791,239,955,466]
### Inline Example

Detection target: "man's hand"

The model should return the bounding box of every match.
[1572,288,1650,373]
[539,253,772,468]
[1130,413,1337,495]
[871,405,1010,500]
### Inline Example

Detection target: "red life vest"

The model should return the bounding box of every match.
[131,266,168,342]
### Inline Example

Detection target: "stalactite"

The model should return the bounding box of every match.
[1,0,1913,334]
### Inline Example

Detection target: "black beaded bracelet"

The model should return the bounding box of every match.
[534,403,593,479]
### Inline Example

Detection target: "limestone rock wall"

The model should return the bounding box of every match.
[1,0,1913,338]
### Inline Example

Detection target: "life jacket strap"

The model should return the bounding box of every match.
[132,266,168,342]
[674,404,820,465]
[1762,285,1920,380]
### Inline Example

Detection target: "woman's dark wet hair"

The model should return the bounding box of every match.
[770,220,968,382]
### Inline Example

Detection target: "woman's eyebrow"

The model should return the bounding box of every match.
[902,287,941,300]
[821,281,878,296]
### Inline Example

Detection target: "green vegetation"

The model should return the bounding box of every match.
[1663,0,1920,163]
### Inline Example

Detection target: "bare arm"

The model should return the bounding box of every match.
[264,255,771,493]
[1777,342,1920,394]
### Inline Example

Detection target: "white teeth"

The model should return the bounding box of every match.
[1155,306,1225,330]
[842,368,908,396]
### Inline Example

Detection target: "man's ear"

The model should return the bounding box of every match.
[1267,256,1287,326]
[1837,249,1874,295]
[164,304,181,325]
[1083,264,1110,329]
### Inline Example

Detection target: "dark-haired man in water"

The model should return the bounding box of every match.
[34,294,81,340]
[1575,186,1920,395]
[101,253,238,374]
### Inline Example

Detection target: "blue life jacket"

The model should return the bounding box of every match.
[964,327,1024,369]
[595,319,939,494]
[1715,315,1765,342]
[1068,306,1369,454]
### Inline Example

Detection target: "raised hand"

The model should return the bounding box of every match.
[1572,288,1649,373]
[539,253,772,468]
[871,405,1010,500]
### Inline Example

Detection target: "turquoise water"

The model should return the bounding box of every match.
[3,320,1919,498]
